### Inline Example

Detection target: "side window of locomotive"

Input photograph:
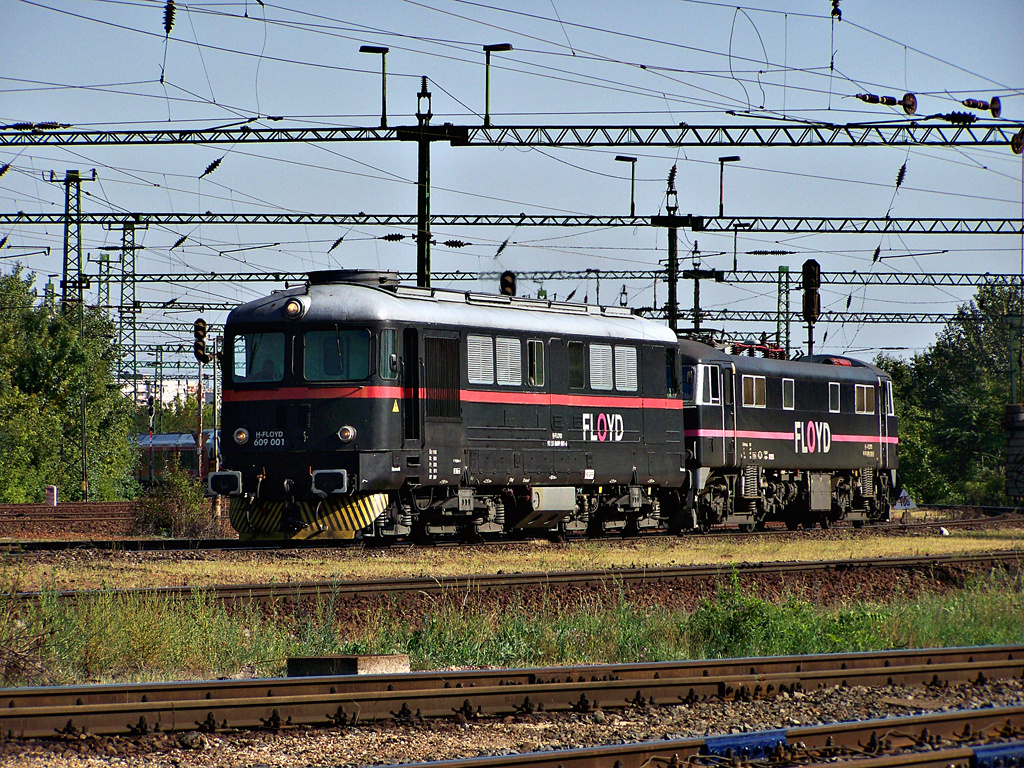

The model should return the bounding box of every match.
[379,329,399,380]
[568,342,586,389]
[590,344,613,391]
[884,380,895,416]
[496,336,522,386]
[665,349,679,397]
[829,382,841,413]
[782,378,795,410]
[231,332,285,383]
[741,375,766,408]
[304,329,370,382]
[681,366,696,402]
[614,346,637,392]
[467,334,495,385]
[855,384,875,414]
[527,340,545,387]
[722,369,733,406]
[699,364,720,405]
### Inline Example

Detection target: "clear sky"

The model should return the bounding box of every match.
[1,0,1022,364]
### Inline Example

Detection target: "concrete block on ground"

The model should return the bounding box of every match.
[286,654,411,676]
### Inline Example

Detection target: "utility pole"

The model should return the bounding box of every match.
[47,169,96,307]
[48,169,96,500]
[665,167,679,332]
[396,79,468,288]
[681,242,725,333]
[777,266,791,357]
[107,219,145,400]
[651,165,704,334]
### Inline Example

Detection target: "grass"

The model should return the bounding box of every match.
[7,526,1024,592]
[3,570,1023,687]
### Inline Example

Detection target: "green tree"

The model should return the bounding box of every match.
[0,266,137,502]
[876,282,1017,505]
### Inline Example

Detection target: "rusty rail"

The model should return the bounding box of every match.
[1,645,1021,738]
[11,549,1022,606]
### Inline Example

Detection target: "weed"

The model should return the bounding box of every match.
[132,463,219,538]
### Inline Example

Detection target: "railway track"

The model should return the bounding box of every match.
[1,645,1021,739]
[11,549,1022,606]
[2,509,1021,554]
[386,705,1024,768]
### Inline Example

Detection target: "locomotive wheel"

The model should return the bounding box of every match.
[819,513,832,530]
[784,518,801,531]
[851,519,865,529]
[738,523,753,533]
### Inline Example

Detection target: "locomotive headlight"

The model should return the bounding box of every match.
[337,425,357,443]
[283,297,307,319]
[233,427,250,445]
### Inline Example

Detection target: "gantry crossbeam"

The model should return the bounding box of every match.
[1,122,1020,147]
[2,212,1021,234]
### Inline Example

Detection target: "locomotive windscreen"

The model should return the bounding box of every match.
[303,328,370,381]
[231,332,285,383]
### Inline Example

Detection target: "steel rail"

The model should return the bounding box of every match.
[1,509,1019,553]
[391,721,1024,768]
[1,650,1021,738]
[12,550,1022,605]
[3,644,1020,711]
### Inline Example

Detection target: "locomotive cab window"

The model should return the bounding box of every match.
[855,384,875,414]
[829,382,841,413]
[741,374,766,408]
[568,342,586,390]
[681,366,695,402]
[380,329,399,380]
[782,378,795,410]
[303,328,370,382]
[665,349,680,397]
[698,364,720,405]
[884,380,895,416]
[231,332,285,383]
[527,340,545,387]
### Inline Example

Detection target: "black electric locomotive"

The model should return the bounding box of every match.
[678,339,897,532]
[208,270,898,539]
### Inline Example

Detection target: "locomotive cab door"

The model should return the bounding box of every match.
[722,364,737,467]
[879,377,892,468]
[402,328,421,448]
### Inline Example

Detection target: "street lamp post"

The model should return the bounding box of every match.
[615,155,637,216]
[483,43,513,127]
[718,155,740,218]
[359,45,390,128]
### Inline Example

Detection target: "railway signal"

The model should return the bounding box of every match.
[193,317,212,363]
[803,259,821,355]
[499,270,517,296]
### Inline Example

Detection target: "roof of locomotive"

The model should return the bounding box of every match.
[676,338,889,383]
[226,274,678,344]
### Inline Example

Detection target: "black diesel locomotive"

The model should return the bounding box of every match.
[209,270,898,539]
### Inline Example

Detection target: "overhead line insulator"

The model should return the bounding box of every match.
[854,92,917,115]
[164,0,176,36]
[961,96,1002,119]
